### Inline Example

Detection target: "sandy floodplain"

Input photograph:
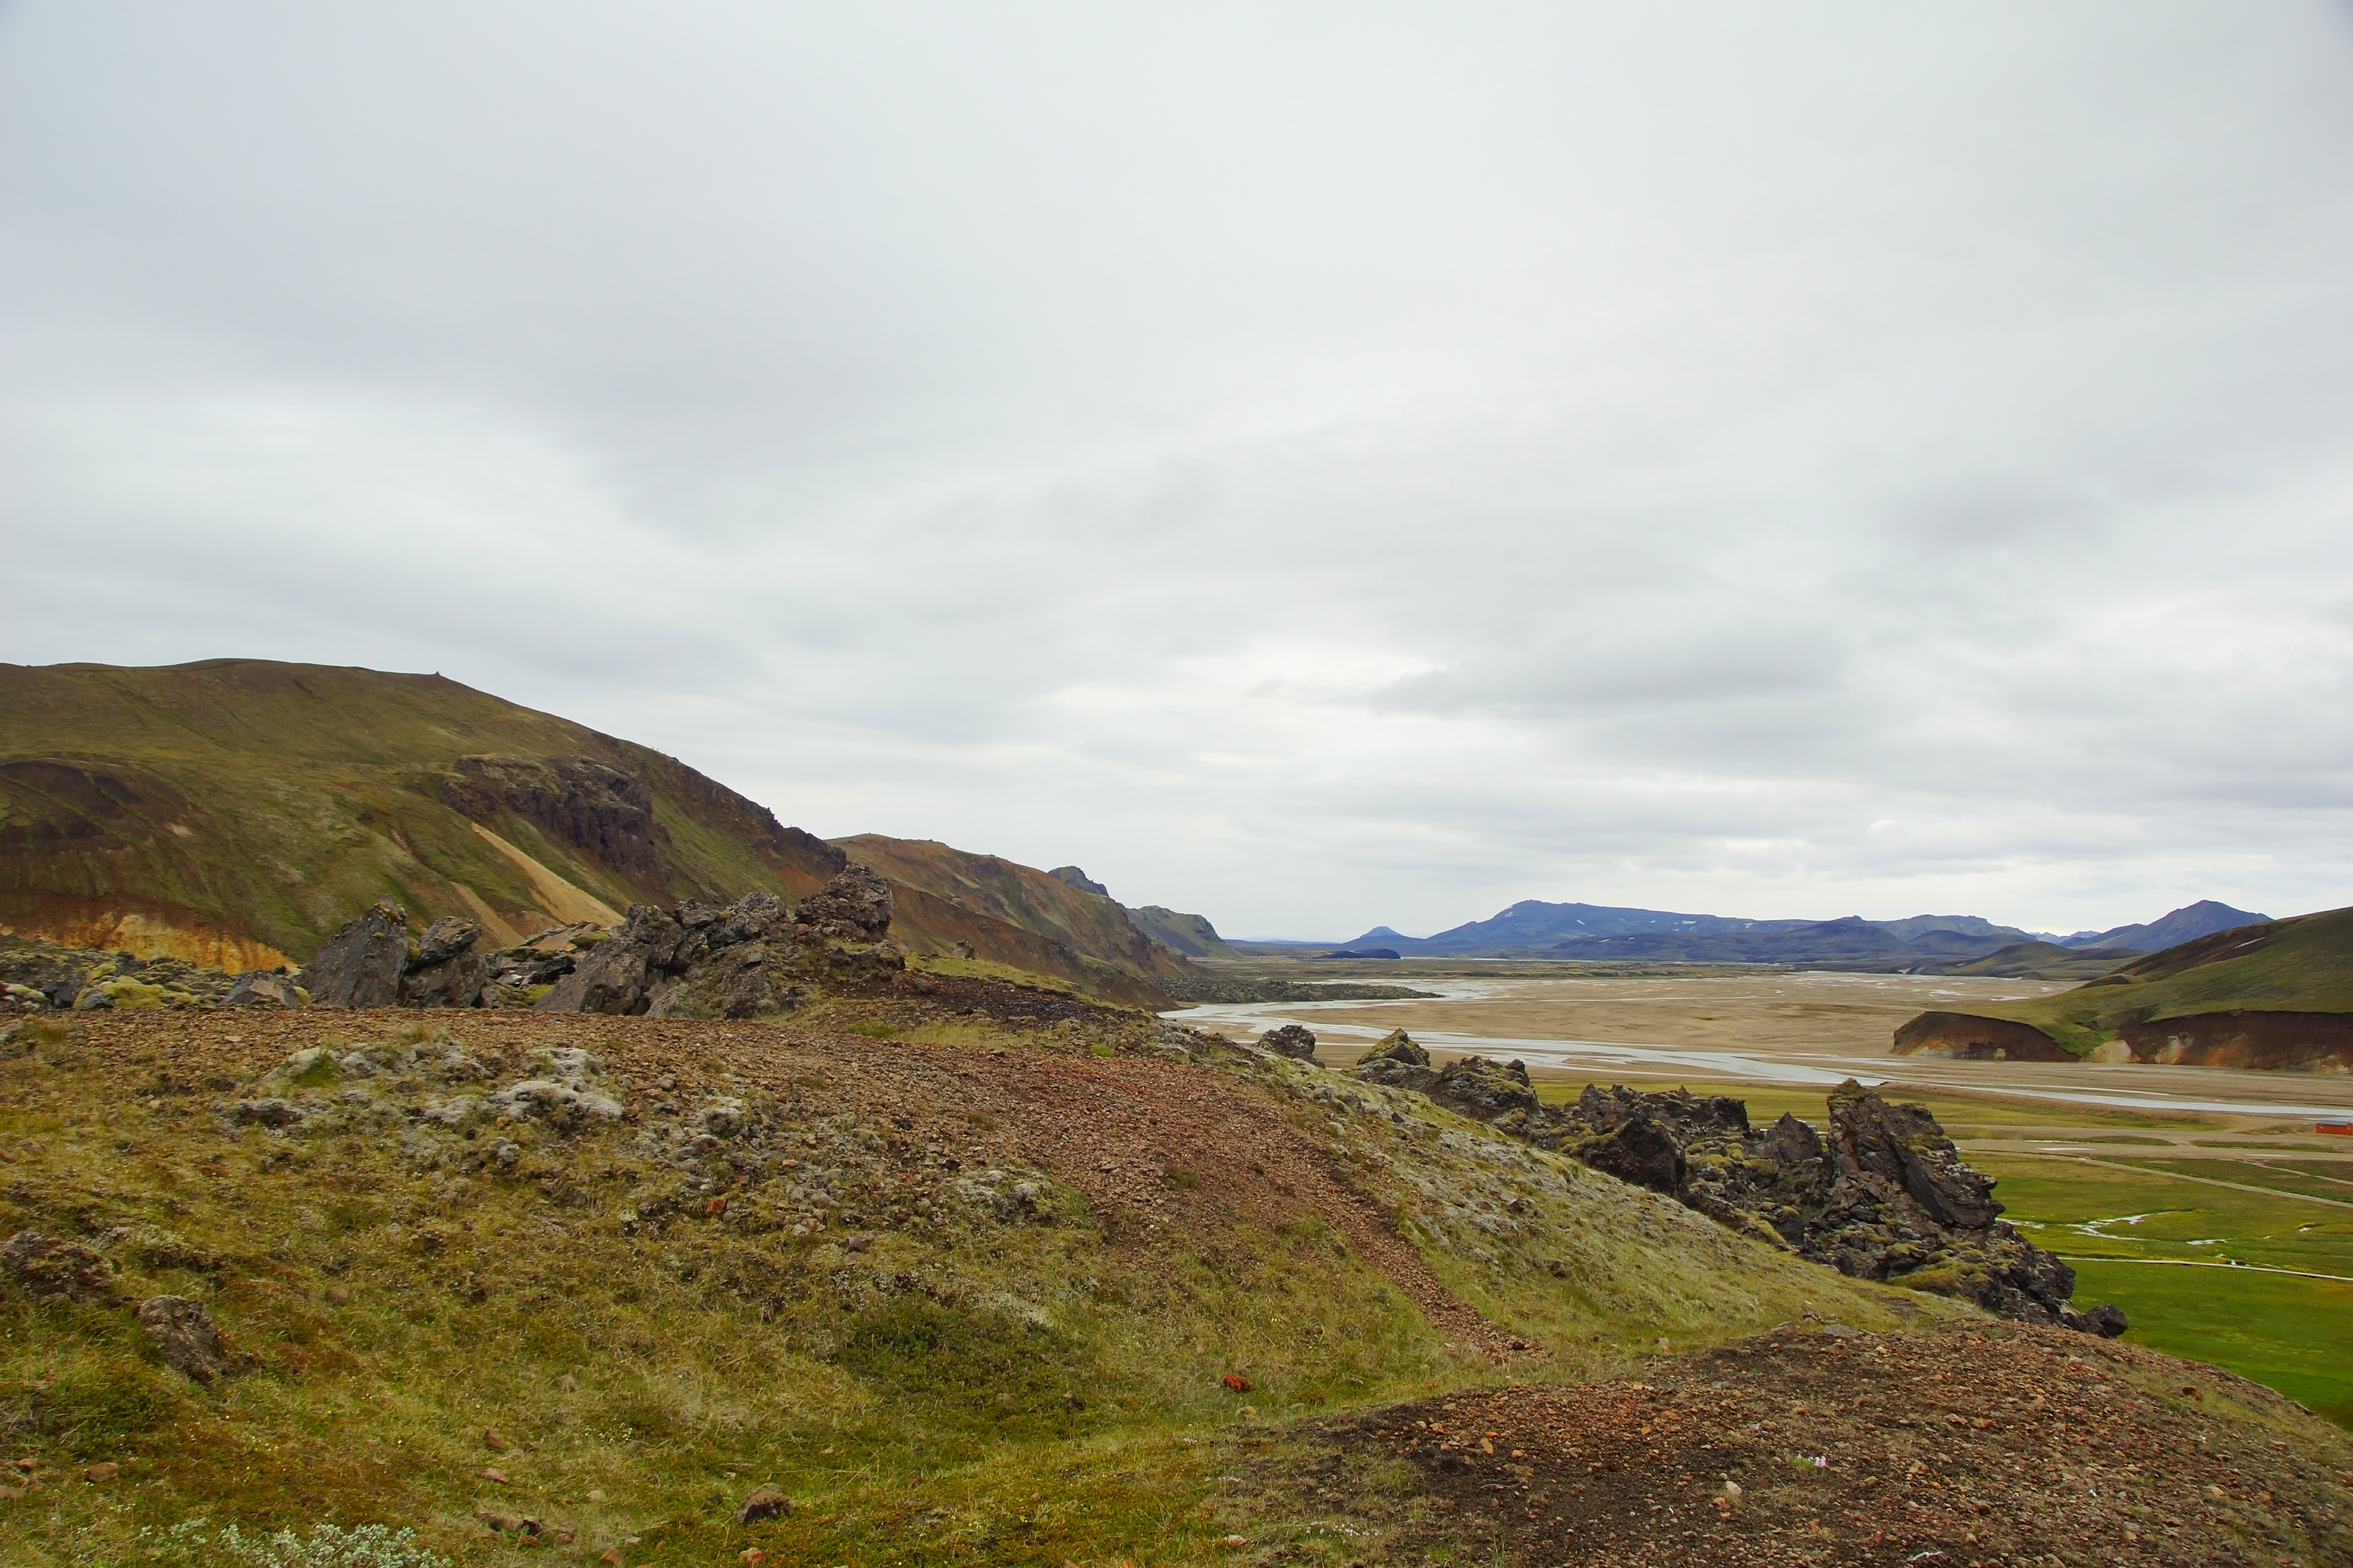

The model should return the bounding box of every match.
[1170,969,2353,1121]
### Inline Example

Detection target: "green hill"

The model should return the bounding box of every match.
[1894,905,2353,1066]
[1925,940,2145,981]
[830,835,1191,1003]
[0,661,1184,1003]
[1124,904,1240,960]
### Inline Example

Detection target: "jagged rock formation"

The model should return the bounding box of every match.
[528,868,904,1019]
[791,864,893,943]
[400,916,488,1007]
[262,870,904,1020]
[299,901,415,1008]
[6,868,910,1020]
[1049,866,1111,897]
[1353,1032,2121,1333]
[1259,1023,1319,1062]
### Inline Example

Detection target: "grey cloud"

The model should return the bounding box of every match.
[4,2,2352,939]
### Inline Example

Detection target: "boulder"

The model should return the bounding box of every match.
[412,915,481,967]
[224,970,303,1007]
[137,1294,227,1381]
[2069,1303,2129,1337]
[1354,1029,1439,1093]
[1825,1079,2001,1231]
[1574,1112,1687,1194]
[536,904,686,1015]
[1259,1024,1319,1063]
[402,950,488,1008]
[707,891,788,950]
[1431,1056,1538,1122]
[794,865,893,942]
[301,901,410,1008]
[1,1231,116,1304]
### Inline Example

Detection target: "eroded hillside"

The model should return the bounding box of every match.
[1,983,1949,1566]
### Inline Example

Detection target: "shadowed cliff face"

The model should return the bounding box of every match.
[440,755,669,880]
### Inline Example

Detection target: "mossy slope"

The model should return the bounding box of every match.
[0,1002,1934,1566]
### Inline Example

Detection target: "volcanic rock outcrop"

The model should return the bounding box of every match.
[1351,1031,2119,1333]
[1,936,243,1013]
[299,901,411,1008]
[1259,1023,1320,1062]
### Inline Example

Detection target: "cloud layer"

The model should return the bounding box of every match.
[5,2,2351,937]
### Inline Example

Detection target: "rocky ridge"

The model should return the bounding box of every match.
[5,867,917,1022]
[1343,1026,2119,1332]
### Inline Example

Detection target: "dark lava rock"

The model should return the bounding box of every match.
[794,865,894,942]
[486,946,575,990]
[1431,1055,1539,1124]
[411,915,481,968]
[1355,1029,1439,1094]
[1,1231,117,1304]
[403,949,488,1008]
[2068,1303,2129,1337]
[537,903,683,1015]
[1574,1112,1687,1194]
[1826,1079,1999,1230]
[708,891,788,949]
[1049,866,1110,897]
[300,901,410,1008]
[1261,1023,1319,1062]
[1356,1061,2124,1333]
[137,1294,228,1382]
[539,891,828,1019]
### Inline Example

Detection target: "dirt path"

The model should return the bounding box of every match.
[1269,1321,2353,1566]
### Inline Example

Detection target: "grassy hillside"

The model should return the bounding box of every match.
[1911,905,2353,1057]
[1929,941,2143,981]
[0,661,844,967]
[0,997,1937,1567]
[1124,905,1240,960]
[832,835,1191,1001]
[0,663,1183,1003]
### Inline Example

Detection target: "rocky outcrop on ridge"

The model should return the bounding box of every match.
[1259,1023,1320,1062]
[1352,1030,2120,1332]
[276,867,908,1020]
[300,901,413,1007]
[1,867,911,1021]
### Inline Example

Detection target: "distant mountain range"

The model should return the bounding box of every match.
[1326,899,2274,971]
[2052,900,2270,952]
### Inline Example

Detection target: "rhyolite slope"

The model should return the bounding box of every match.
[1892,903,2353,1067]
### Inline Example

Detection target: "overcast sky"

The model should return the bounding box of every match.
[5,3,2352,940]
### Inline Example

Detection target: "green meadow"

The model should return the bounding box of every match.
[1970,1152,2353,1429]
